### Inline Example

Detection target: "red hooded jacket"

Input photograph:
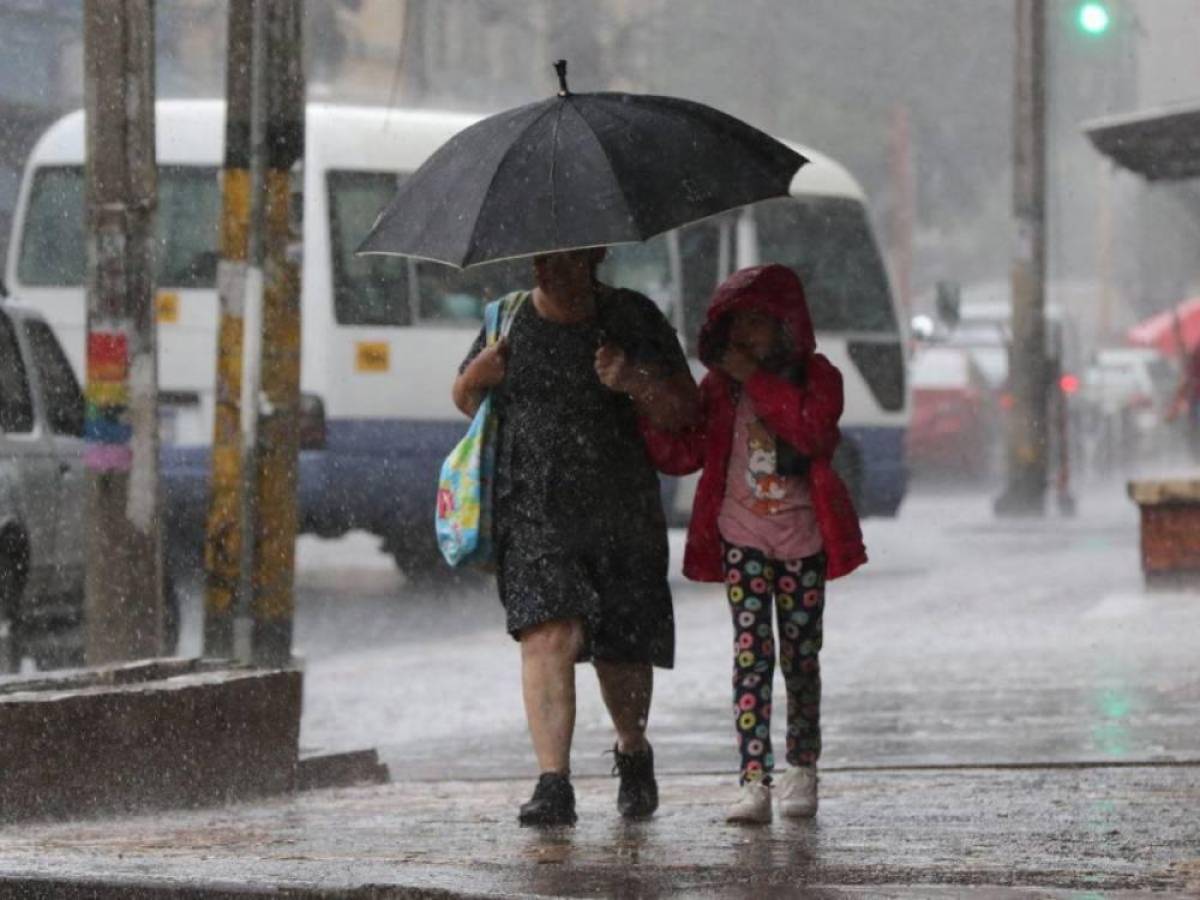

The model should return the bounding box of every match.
[641,264,867,582]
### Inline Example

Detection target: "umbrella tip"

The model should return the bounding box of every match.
[554,59,570,97]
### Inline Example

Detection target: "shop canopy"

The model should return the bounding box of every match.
[1085,101,1200,182]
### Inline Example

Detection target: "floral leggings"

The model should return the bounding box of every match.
[722,541,826,785]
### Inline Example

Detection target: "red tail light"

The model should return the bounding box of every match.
[1059,373,1080,395]
[999,392,1015,411]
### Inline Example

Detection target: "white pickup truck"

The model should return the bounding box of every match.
[0,299,177,671]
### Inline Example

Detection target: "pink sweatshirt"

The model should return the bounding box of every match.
[716,392,824,561]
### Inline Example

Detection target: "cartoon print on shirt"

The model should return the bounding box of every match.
[745,420,788,515]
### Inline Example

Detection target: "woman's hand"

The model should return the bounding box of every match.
[595,344,641,394]
[464,338,509,391]
[452,338,507,417]
[719,344,759,383]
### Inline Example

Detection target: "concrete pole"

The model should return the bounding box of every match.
[248,0,305,667]
[996,0,1049,518]
[204,0,254,659]
[888,103,915,318]
[82,0,164,664]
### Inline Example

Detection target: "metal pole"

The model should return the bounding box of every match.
[82,0,164,664]
[204,0,254,659]
[235,0,269,663]
[250,0,305,667]
[996,0,1049,517]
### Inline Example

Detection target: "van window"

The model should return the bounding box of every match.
[328,171,413,326]
[754,197,898,334]
[598,236,675,315]
[17,165,220,288]
[328,170,529,327]
[23,319,84,436]
[0,313,34,434]
[674,217,728,355]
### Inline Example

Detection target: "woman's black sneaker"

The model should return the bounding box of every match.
[518,772,577,827]
[612,742,658,819]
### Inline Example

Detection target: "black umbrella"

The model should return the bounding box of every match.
[357,61,806,268]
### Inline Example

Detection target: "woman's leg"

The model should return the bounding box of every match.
[520,618,585,773]
[774,553,827,767]
[594,660,652,753]
[723,542,778,785]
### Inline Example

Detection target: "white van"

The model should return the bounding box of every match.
[6,101,908,572]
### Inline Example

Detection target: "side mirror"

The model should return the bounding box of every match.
[299,393,326,451]
[935,280,961,328]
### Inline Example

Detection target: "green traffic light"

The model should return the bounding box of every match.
[1078,2,1111,35]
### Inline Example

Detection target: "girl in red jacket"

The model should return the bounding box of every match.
[640,264,866,824]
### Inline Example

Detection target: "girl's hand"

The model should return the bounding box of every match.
[719,344,759,382]
[595,344,639,394]
[465,338,508,390]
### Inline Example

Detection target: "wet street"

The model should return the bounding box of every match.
[264,482,1200,780]
[6,480,1199,897]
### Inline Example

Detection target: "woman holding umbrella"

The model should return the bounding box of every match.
[454,248,699,826]
[359,62,806,826]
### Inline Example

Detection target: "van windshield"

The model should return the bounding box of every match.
[18,165,221,288]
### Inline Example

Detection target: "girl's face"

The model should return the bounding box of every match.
[729,309,790,365]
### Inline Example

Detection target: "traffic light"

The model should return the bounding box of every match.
[1077,2,1111,35]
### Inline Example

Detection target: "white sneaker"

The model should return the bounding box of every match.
[725,781,773,824]
[776,765,818,818]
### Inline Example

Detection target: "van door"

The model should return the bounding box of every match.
[22,317,86,597]
[0,310,59,602]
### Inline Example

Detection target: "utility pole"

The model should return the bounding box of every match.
[215,0,305,667]
[82,0,164,663]
[888,102,915,318]
[996,0,1049,518]
[248,0,305,667]
[204,0,254,659]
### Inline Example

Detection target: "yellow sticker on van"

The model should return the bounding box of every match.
[156,291,180,324]
[355,342,390,373]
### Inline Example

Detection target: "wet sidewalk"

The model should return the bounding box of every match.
[3,488,1198,897]
[0,762,1197,897]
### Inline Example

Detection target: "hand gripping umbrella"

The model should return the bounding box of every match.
[357,61,806,268]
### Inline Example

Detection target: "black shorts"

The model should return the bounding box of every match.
[495,512,675,669]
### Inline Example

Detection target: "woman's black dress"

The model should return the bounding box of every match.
[459,285,688,668]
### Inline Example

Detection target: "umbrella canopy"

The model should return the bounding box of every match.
[357,62,806,268]
[1126,297,1200,356]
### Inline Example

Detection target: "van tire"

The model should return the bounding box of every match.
[387,529,486,590]
[164,569,182,656]
[0,533,28,674]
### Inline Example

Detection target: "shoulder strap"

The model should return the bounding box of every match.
[483,298,503,345]
[497,290,530,340]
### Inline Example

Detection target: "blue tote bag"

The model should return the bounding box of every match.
[434,291,527,567]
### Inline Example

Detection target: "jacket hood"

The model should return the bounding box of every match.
[698,264,816,368]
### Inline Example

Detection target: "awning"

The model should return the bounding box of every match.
[1085,101,1200,181]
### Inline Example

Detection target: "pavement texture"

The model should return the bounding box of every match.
[0,765,1197,898]
[1,482,1198,897]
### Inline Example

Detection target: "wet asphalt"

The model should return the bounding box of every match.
[1,480,1197,896]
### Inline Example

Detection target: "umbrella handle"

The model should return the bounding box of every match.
[555,60,570,97]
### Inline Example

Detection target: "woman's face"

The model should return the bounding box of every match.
[729,309,789,364]
[532,249,604,295]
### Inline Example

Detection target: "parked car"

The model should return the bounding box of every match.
[1080,346,1178,471]
[0,300,177,672]
[1084,347,1176,421]
[906,345,1000,480]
